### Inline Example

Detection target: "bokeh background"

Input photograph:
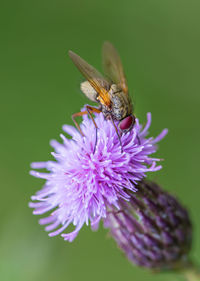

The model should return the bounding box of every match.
[1,0,200,280]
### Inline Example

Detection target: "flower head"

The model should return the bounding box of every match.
[29,110,167,241]
[104,180,192,270]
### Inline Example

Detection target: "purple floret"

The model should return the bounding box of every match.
[29,111,167,242]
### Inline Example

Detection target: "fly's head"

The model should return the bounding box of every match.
[118,115,135,133]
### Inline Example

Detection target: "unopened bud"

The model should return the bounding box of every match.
[104,181,192,270]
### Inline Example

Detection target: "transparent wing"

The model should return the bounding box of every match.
[69,50,111,107]
[102,41,128,94]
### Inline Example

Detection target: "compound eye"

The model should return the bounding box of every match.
[119,115,135,132]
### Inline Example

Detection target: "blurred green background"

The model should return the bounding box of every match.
[0,0,200,280]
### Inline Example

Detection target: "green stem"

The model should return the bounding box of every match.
[182,263,200,281]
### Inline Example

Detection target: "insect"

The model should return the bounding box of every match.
[68,41,135,151]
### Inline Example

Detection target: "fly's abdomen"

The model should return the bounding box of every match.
[111,90,132,121]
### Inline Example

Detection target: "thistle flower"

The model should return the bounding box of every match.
[29,110,167,242]
[104,180,192,270]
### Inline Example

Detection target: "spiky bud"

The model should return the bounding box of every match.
[104,181,192,270]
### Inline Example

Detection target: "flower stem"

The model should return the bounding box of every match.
[182,262,200,281]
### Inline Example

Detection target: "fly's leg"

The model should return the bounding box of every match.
[86,106,101,154]
[136,135,141,145]
[72,111,87,137]
[110,115,123,153]
[71,106,101,153]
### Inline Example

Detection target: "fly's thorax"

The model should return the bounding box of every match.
[109,84,133,121]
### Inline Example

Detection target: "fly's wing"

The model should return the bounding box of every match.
[102,41,128,94]
[69,50,111,107]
